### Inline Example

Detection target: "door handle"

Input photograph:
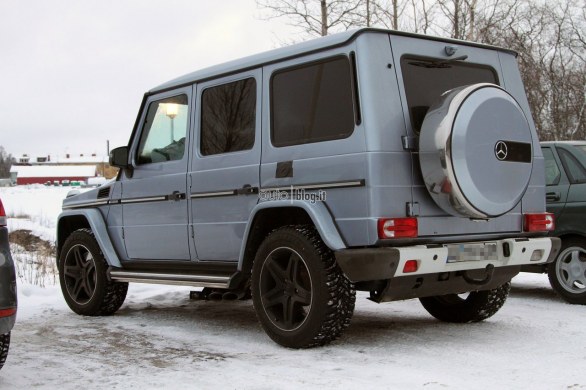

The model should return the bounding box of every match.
[546,192,560,202]
[168,191,186,201]
[236,184,259,195]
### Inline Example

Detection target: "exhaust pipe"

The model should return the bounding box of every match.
[222,291,245,301]
[208,291,224,301]
[193,287,249,301]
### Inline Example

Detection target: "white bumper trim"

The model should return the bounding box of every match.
[393,237,553,277]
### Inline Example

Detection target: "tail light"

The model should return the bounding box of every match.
[524,213,555,232]
[378,217,418,239]
[0,198,6,227]
[0,308,16,318]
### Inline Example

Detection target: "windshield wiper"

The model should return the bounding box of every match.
[408,55,469,69]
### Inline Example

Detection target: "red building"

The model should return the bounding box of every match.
[10,165,97,185]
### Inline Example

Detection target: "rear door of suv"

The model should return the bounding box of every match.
[189,70,262,261]
[389,35,522,237]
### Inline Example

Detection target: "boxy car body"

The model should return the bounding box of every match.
[57,29,559,348]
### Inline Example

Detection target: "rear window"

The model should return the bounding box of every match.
[271,56,355,147]
[400,57,498,133]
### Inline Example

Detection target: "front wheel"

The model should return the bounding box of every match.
[251,225,355,348]
[0,333,10,370]
[58,229,128,316]
[548,238,586,305]
[419,282,511,323]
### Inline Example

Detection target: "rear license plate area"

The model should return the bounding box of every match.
[447,242,499,263]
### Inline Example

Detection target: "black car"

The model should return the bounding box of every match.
[522,141,586,304]
[0,197,17,369]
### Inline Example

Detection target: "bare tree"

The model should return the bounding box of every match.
[368,0,409,30]
[256,0,586,141]
[0,146,13,178]
[257,0,363,36]
[411,0,436,34]
[475,0,586,140]
[436,0,484,39]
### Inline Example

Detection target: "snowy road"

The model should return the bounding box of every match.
[1,186,584,389]
[1,275,584,389]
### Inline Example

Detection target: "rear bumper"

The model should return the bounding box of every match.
[335,236,561,283]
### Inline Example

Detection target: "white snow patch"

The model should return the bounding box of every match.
[1,186,70,242]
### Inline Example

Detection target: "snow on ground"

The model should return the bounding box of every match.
[0,186,584,389]
[1,185,73,242]
[2,278,585,389]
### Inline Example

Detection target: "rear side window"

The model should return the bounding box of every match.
[200,78,256,156]
[542,147,561,186]
[271,57,355,147]
[400,57,498,133]
[137,94,189,164]
[558,148,586,183]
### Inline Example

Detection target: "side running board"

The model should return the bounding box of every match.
[109,270,233,289]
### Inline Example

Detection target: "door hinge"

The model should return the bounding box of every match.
[190,225,195,238]
[121,227,125,239]
[401,135,419,151]
[406,202,420,217]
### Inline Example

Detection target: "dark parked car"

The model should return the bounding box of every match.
[522,141,586,304]
[0,197,17,368]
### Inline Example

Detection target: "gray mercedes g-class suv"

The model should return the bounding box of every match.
[57,28,560,348]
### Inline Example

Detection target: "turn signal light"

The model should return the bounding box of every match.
[378,217,418,239]
[524,213,555,232]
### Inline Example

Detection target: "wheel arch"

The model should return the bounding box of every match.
[555,232,586,245]
[237,200,346,275]
[57,209,122,268]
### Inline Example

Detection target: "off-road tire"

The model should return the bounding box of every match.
[251,225,355,348]
[0,333,10,370]
[58,229,128,316]
[548,238,586,305]
[419,282,511,323]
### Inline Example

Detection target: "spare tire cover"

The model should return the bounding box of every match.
[419,83,533,219]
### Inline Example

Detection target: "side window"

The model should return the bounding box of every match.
[271,56,355,147]
[558,148,586,183]
[542,147,561,186]
[200,78,256,156]
[136,94,189,164]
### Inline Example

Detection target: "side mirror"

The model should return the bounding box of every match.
[109,146,130,169]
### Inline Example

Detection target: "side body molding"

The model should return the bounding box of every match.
[237,200,347,270]
[57,209,122,268]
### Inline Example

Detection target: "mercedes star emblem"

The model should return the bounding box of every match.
[495,141,508,161]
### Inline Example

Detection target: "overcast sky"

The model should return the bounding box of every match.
[0,0,296,157]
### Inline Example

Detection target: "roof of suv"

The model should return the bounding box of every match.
[150,28,517,95]
[542,140,586,146]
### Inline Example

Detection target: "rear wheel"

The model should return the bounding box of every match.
[548,238,586,305]
[419,282,511,323]
[251,225,355,348]
[0,333,10,370]
[58,229,128,316]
